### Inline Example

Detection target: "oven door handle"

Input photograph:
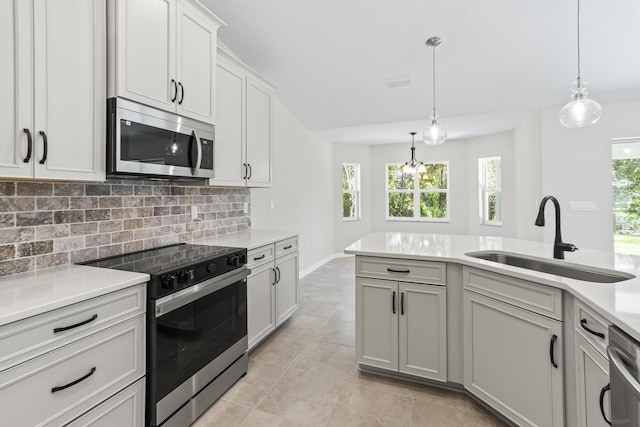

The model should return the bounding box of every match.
[155,267,249,317]
[608,346,640,400]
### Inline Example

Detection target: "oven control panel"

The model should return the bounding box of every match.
[154,249,247,298]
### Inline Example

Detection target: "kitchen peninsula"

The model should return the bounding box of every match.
[345,232,640,426]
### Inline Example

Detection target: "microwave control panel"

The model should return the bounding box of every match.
[200,139,213,170]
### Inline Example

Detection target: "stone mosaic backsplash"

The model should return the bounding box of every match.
[0,180,250,276]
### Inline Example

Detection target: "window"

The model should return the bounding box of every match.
[479,157,502,225]
[386,162,449,221]
[342,163,361,220]
[612,139,640,255]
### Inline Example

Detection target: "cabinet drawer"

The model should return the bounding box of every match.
[275,237,298,257]
[574,299,610,357]
[0,315,145,427]
[0,284,145,372]
[356,256,446,285]
[463,267,562,320]
[66,378,145,427]
[247,244,274,268]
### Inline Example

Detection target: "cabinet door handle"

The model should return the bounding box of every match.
[171,79,178,102]
[242,163,247,180]
[387,268,410,274]
[51,367,96,393]
[39,131,48,164]
[580,318,605,339]
[23,128,33,162]
[400,292,405,315]
[53,314,98,333]
[178,82,184,105]
[247,163,253,180]
[392,291,396,314]
[272,268,277,285]
[599,383,611,425]
[276,266,281,283]
[253,254,265,261]
[549,334,558,368]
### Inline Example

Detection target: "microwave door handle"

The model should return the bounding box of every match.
[190,130,202,176]
[608,346,640,400]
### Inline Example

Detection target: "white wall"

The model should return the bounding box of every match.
[370,141,469,234]
[513,111,544,241]
[333,143,372,252]
[538,97,640,251]
[251,97,334,271]
[465,131,516,238]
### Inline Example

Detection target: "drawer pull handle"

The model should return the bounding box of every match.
[253,254,266,261]
[550,334,558,368]
[387,268,410,274]
[53,314,98,333]
[51,367,96,393]
[580,318,605,339]
[283,245,293,250]
[599,383,611,425]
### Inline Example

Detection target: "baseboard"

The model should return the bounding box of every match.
[299,252,353,278]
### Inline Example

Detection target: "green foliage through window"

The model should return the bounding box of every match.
[343,164,360,220]
[387,163,448,220]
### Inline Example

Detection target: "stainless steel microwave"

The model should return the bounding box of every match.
[107,98,215,179]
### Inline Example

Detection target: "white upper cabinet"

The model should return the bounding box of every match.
[0,0,105,181]
[109,0,223,124]
[210,49,274,188]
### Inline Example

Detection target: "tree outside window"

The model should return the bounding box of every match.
[479,157,502,225]
[343,163,361,220]
[386,162,449,221]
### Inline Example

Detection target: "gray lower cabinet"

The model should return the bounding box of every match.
[0,284,146,427]
[247,237,299,351]
[463,268,564,427]
[356,277,447,382]
[575,333,611,427]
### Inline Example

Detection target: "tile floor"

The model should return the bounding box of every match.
[195,256,509,426]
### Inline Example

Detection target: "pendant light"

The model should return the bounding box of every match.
[559,0,601,128]
[402,132,427,174]
[423,37,447,145]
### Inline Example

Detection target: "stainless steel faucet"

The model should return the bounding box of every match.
[535,195,579,259]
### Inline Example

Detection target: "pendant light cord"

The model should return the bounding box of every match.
[432,45,437,117]
[576,0,581,82]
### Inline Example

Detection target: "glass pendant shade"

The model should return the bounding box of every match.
[559,80,602,128]
[423,117,447,145]
[402,164,415,174]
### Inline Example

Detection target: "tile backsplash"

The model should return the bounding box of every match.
[0,180,250,276]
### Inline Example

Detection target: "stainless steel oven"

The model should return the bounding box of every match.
[82,244,249,427]
[608,325,640,426]
[152,268,248,427]
[107,97,215,179]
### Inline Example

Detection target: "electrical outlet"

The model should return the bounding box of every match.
[191,205,198,219]
[243,202,248,214]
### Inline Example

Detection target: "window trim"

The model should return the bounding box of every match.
[478,156,502,226]
[342,163,361,221]
[385,161,450,222]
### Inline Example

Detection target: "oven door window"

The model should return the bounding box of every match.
[155,280,247,402]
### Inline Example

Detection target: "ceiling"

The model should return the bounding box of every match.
[202,0,640,144]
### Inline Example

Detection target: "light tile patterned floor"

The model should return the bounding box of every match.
[194,257,510,426]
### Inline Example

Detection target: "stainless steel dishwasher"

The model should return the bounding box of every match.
[609,325,640,426]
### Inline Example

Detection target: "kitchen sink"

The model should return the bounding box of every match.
[465,251,635,283]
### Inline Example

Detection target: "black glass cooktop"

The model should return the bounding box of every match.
[82,243,242,276]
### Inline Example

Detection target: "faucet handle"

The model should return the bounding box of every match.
[559,242,579,252]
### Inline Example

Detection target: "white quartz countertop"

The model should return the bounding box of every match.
[193,229,298,250]
[0,264,148,327]
[345,232,640,343]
